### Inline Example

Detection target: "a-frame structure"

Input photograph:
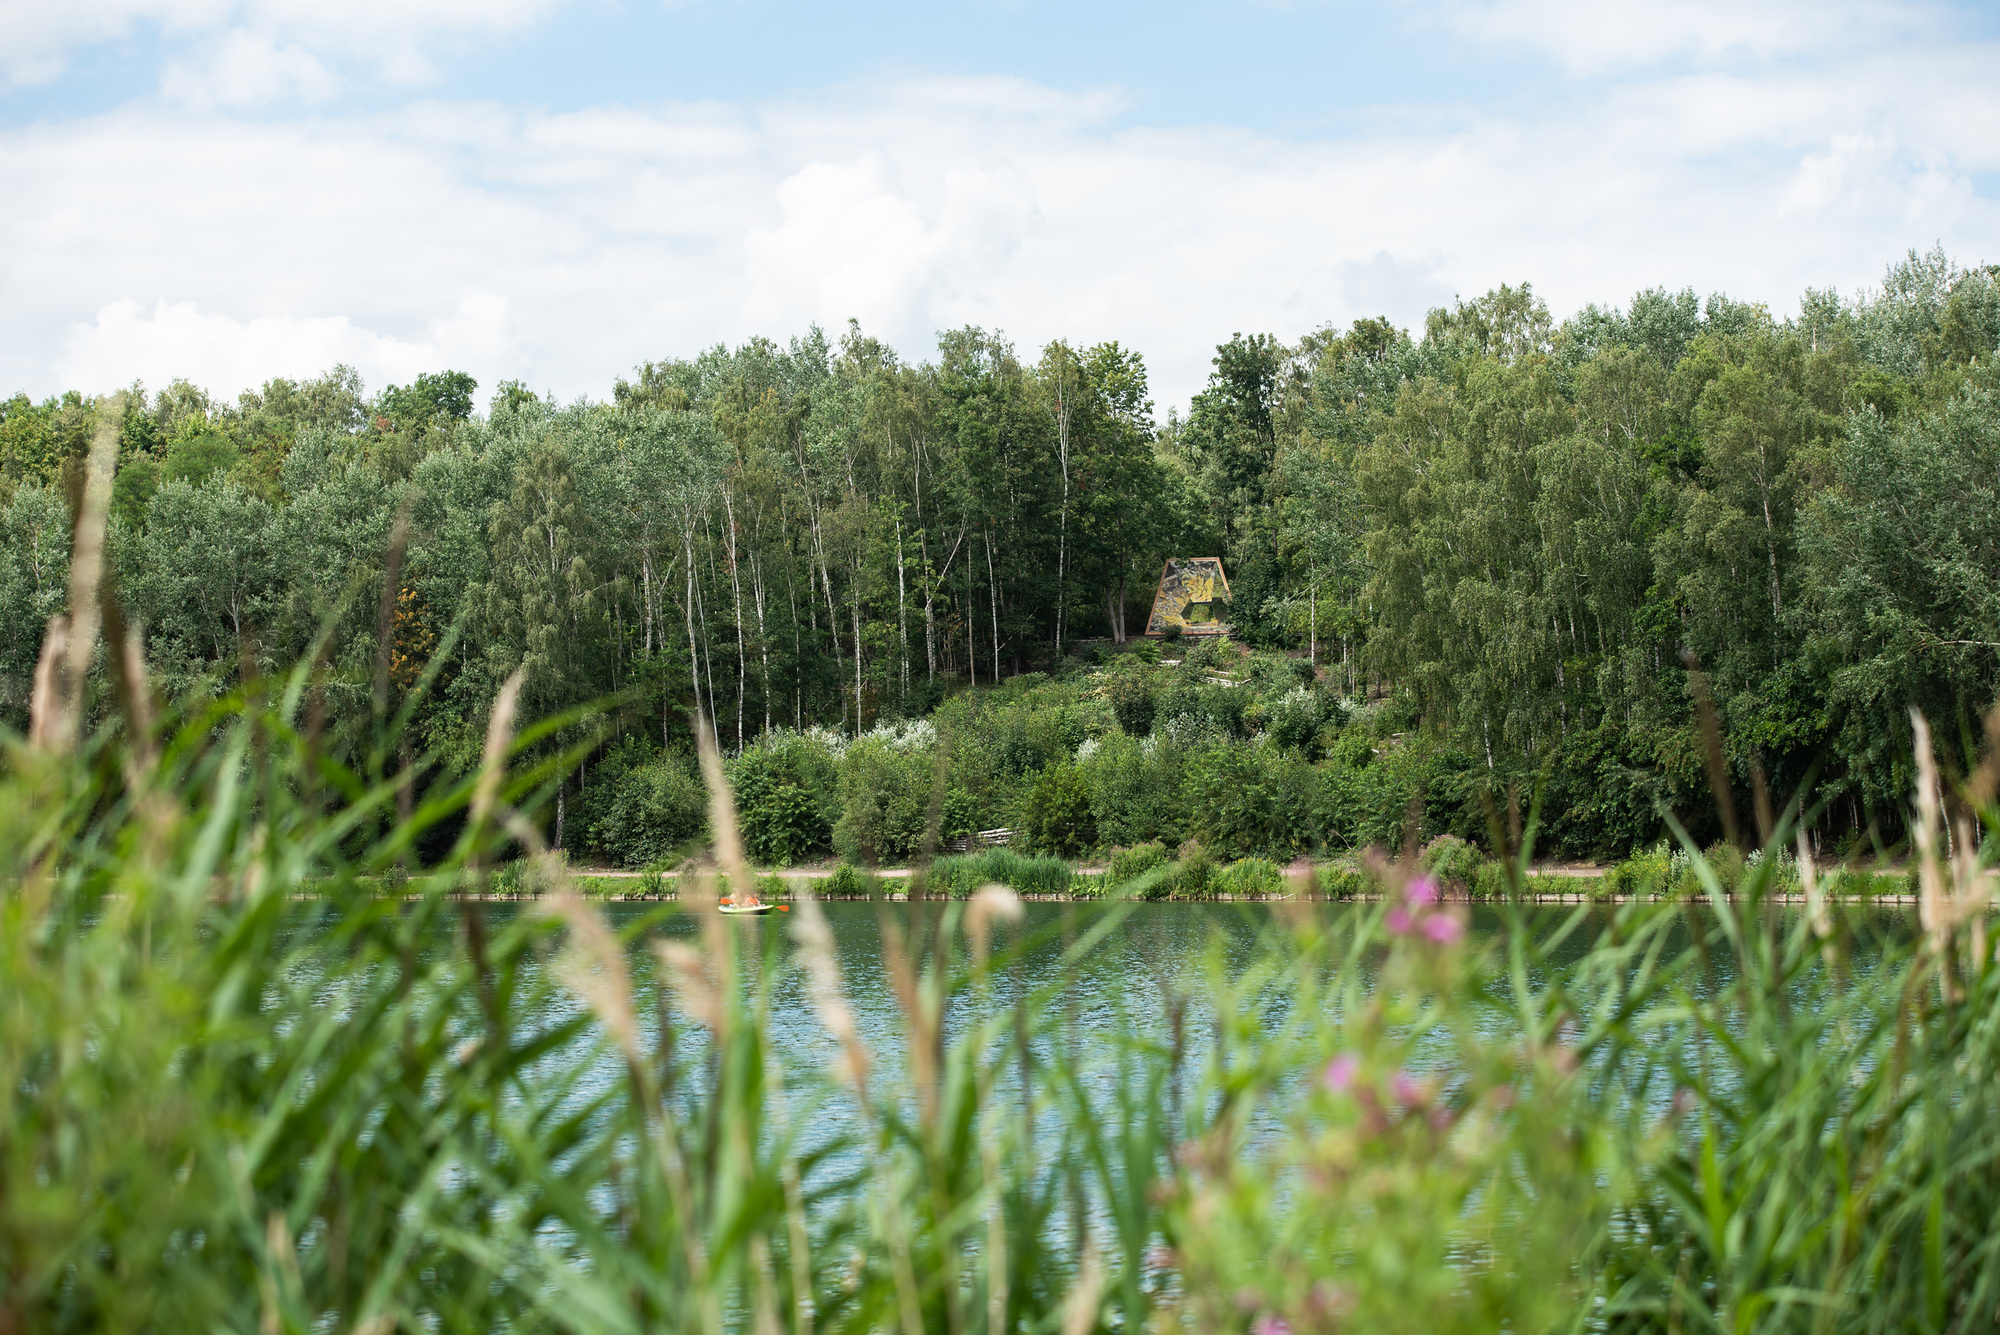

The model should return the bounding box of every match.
[1144,557,1232,636]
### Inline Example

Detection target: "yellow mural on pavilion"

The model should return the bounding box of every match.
[1145,557,1232,636]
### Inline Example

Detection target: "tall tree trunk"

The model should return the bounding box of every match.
[682,527,703,739]
[723,490,747,751]
[895,515,910,703]
[986,527,1001,682]
[1052,365,1072,655]
[752,545,770,737]
[851,562,865,735]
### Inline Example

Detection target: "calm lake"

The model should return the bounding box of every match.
[485,899,1921,1122]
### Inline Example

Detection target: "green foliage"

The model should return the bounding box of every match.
[1024,761,1095,856]
[732,731,838,866]
[832,730,937,863]
[1172,838,1215,899]
[1106,841,1170,886]
[1316,862,1369,898]
[821,862,872,896]
[1264,684,1327,754]
[585,745,707,868]
[1609,843,1674,899]
[1103,666,1156,735]
[1187,741,1315,856]
[1214,855,1284,896]
[1419,834,1482,891]
[9,245,2000,860]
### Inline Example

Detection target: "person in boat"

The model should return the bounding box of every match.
[720,887,762,909]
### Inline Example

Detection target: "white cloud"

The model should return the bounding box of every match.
[56,294,518,403]
[160,29,340,109]
[1438,0,1940,73]
[0,0,560,91]
[2,26,1997,411]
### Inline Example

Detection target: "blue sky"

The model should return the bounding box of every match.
[3,0,1997,409]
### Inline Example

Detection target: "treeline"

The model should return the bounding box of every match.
[3,247,1998,857]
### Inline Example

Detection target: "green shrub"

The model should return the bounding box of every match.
[1609,844,1673,899]
[1182,635,1232,673]
[1469,862,1509,900]
[822,863,873,896]
[833,737,935,864]
[1317,863,1368,899]
[1105,670,1157,736]
[1025,762,1095,857]
[1215,856,1284,897]
[1106,842,1173,899]
[1420,834,1482,891]
[1186,741,1314,856]
[1174,839,1215,900]
[925,848,1073,897]
[1108,841,1169,880]
[980,847,1073,897]
[923,854,983,898]
[1264,686,1325,754]
[1068,872,1106,899]
[588,748,707,868]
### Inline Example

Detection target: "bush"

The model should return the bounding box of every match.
[1317,863,1369,899]
[1174,839,1215,900]
[1025,762,1095,857]
[927,848,1072,897]
[587,747,708,868]
[1287,656,1319,688]
[1107,842,1172,898]
[1215,856,1285,897]
[1105,669,1156,736]
[1108,841,1170,881]
[1608,844,1673,899]
[822,863,873,897]
[983,848,1073,897]
[1186,742,1315,856]
[1419,835,1483,892]
[1182,636,1229,673]
[1264,686,1325,755]
[1469,862,1509,900]
[732,731,838,865]
[833,738,935,864]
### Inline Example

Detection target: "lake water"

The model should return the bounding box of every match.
[517,899,1920,1122]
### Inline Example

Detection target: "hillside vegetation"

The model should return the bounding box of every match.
[4,246,1999,858]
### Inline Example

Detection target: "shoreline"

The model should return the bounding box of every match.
[387,890,1926,906]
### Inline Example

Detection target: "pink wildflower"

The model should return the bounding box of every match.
[1385,905,1414,934]
[1406,876,1438,906]
[1392,1071,1426,1107]
[1322,1052,1360,1092]
[1253,1317,1293,1335]
[1421,912,1464,944]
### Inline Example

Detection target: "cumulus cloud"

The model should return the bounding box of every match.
[56,294,519,401]
[2,24,1997,409]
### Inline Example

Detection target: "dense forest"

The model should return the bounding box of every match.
[4,246,1998,864]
